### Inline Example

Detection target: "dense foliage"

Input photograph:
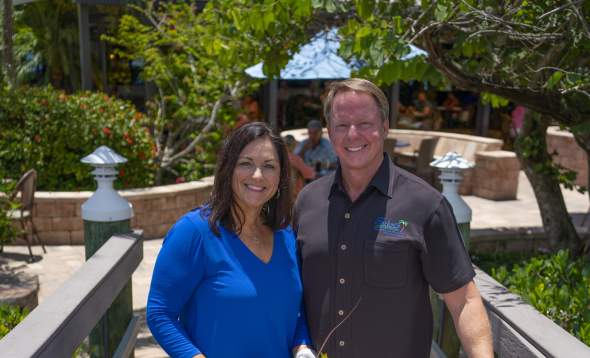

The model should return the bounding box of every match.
[475,251,590,346]
[0,179,19,245]
[0,86,155,190]
[104,0,266,184]
[0,304,29,339]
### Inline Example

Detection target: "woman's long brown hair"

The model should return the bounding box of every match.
[204,122,292,236]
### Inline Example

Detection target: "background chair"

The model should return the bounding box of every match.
[6,169,46,259]
[398,137,440,186]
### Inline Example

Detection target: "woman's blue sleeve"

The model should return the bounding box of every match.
[293,302,312,348]
[290,228,312,348]
[146,216,207,357]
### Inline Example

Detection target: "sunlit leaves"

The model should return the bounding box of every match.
[545,71,563,90]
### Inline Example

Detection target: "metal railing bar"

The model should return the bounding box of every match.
[113,314,141,358]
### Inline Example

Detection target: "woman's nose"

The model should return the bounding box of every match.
[251,167,263,179]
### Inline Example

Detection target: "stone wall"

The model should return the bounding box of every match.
[26,177,213,245]
[546,126,588,187]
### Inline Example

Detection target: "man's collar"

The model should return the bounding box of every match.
[330,153,392,199]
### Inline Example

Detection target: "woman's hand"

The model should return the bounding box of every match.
[194,354,206,358]
[293,345,317,358]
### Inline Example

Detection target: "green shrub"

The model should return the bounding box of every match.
[484,250,590,346]
[0,86,156,191]
[0,178,19,246]
[0,304,29,339]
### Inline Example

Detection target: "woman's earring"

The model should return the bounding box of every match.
[263,202,270,215]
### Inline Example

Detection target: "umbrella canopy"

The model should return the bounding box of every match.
[245,28,427,80]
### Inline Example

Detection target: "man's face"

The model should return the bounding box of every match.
[328,90,388,174]
[307,127,322,146]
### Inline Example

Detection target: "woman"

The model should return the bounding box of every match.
[147,123,315,358]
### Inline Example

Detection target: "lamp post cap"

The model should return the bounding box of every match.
[81,146,127,166]
[430,151,474,169]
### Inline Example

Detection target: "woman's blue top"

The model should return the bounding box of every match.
[146,208,311,358]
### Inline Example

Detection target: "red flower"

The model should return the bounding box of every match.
[33,134,41,143]
[123,132,134,145]
[119,168,125,177]
[102,127,112,136]
[176,177,186,184]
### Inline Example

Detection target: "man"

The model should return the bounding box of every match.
[293,79,493,357]
[399,90,434,130]
[294,119,337,177]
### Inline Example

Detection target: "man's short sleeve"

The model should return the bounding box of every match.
[420,197,475,293]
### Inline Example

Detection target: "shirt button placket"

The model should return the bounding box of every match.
[335,209,352,354]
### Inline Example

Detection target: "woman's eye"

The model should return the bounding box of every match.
[264,164,276,170]
[238,161,252,167]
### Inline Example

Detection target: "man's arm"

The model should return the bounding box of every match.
[442,281,493,358]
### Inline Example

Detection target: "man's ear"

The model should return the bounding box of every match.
[382,118,389,136]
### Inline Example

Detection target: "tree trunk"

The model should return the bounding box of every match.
[2,0,16,86]
[572,131,590,199]
[514,111,582,254]
[572,131,590,256]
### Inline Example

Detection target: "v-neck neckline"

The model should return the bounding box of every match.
[232,231,277,266]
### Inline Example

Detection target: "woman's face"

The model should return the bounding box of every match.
[232,137,281,213]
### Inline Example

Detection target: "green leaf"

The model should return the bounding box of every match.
[356,0,374,20]
[377,61,401,84]
[545,71,563,89]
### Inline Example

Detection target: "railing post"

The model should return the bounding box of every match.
[81,146,134,358]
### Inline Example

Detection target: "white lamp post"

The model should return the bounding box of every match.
[431,152,474,246]
[80,145,133,356]
[81,145,133,222]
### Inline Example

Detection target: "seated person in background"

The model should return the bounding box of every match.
[441,92,462,127]
[284,135,316,199]
[294,119,337,177]
[511,104,526,137]
[398,90,434,129]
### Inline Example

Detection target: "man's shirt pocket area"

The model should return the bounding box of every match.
[363,237,411,289]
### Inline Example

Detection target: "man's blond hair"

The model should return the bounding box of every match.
[323,78,389,123]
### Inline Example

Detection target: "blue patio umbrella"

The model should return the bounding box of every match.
[245,28,427,80]
[245,28,428,130]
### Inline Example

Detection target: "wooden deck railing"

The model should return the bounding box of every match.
[0,233,143,357]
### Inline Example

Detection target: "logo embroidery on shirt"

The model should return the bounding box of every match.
[373,217,408,238]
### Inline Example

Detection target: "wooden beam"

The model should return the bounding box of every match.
[77,3,92,90]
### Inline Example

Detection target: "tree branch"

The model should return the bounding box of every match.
[421,28,580,125]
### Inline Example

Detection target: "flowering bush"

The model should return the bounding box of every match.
[0,86,156,190]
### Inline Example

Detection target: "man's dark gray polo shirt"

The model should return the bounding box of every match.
[293,155,475,358]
